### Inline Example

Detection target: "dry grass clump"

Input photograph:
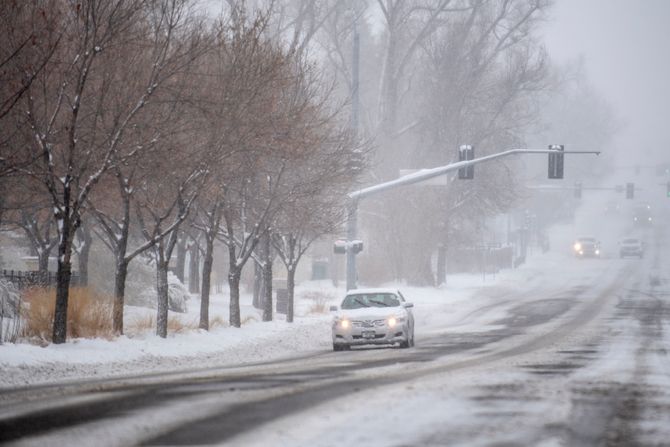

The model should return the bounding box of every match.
[22,287,113,343]
[300,290,335,315]
[241,315,257,325]
[168,316,197,333]
[209,315,227,329]
[126,314,154,335]
[125,314,199,336]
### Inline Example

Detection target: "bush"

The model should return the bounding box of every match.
[133,272,191,313]
[300,290,336,315]
[21,287,113,343]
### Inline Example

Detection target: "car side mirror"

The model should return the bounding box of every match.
[402,302,414,308]
[329,305,338,312]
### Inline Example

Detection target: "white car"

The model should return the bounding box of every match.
[619,237,644,258]
[331,288,415,351]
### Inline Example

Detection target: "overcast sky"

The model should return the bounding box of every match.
[543,0,670,166]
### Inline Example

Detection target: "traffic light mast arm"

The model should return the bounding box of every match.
[343,146,599,290]
[348,148,600,201]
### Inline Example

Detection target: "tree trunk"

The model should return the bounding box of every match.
[286,264,295,323]
[262,234,272,322]
[199,237,214,330]
[436,244,446,286]
[113,258,129,335]
[156,251,169,338]
[188,241,200,294]
[37,250,50,275]
[228,266,241,328]
[52,210,75,344]
[175,235,187,283]
[77,225,92,287]
[252,260,262,309]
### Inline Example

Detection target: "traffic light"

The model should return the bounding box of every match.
[548,145,564,179]
[626,182,635,199]
[574,182,582,199]
[333,240,346,254]
[458,145,474,179]
[333,240,363,254]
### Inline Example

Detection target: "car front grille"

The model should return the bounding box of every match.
[352,319,386,328]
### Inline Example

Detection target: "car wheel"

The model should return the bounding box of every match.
[399,339,410,349]
[333,344,340,351]
[409,330,415,347]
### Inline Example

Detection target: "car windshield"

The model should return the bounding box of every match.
[622,239,639,244]
[578,238,596,243]
[341,293,401,309]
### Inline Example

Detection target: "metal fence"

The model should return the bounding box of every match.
[0,270,81,290]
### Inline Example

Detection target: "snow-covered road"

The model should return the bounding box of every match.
[1,225,669,446]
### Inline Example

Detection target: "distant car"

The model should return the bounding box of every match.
[573,236,601,258]
[633,204,653,225]
[619,238,644,258]
[331,288,415,351]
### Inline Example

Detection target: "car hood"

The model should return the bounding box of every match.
[335,307,405,320]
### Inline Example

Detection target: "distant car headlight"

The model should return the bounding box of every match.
[595,249,600,255]
[648,217,652,222]
[573,243,582,251]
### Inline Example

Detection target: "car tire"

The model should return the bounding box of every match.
[333,344,340,351]
[409,330,415,347]
[399,339,410,349]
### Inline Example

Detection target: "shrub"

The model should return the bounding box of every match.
[300,290,336,315]
[21,287,113,343]
[132,272,191,313]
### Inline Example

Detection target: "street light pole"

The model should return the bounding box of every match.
[346,199,358,290]
[346,14,360,291]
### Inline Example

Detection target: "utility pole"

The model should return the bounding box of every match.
[346,15,360,291]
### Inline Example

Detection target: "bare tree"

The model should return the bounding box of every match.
[14,0,210,343]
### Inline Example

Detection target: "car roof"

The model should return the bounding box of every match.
[345,288,401,295]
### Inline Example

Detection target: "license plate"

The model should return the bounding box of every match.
[362,331,375,339]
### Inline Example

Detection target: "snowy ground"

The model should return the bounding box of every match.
[1,248,575,390]
[2,214,670,445]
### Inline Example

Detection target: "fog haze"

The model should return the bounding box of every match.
[543,0,670,165]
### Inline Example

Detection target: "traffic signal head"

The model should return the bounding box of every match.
[626,182,635,199]
[333,240,347,254]
[458,145,475,179]
[548,145,564,179]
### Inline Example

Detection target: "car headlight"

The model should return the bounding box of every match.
[595,249,600,255]
[387,316,405,327]
[339,319,350,329]
[573,243,582,251]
